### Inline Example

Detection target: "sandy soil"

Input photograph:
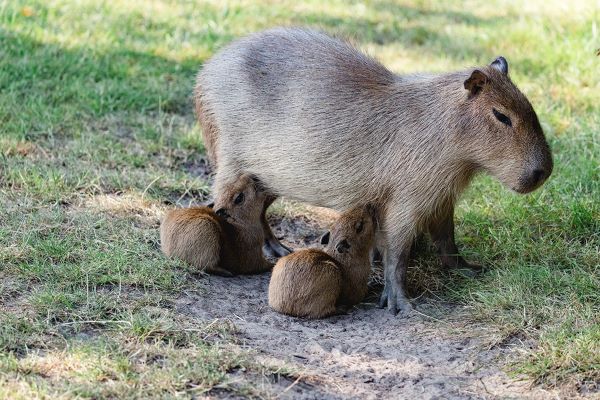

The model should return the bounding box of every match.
[174,209,560,400]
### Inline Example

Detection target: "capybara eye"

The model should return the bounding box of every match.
[493,108,512,127]
[234,192,245,205]
[356,221,364,233]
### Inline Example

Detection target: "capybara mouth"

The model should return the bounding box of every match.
[513,165,551,194]
[513,177,548,194]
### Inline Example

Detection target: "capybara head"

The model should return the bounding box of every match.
[213,173,267,223]
[462,56,553,194]
[320,204,377,257]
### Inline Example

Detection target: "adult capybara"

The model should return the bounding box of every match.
[269,205,376,318]
[194,28,553,315]
[160,174,272,275]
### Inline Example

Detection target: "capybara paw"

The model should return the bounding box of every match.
[379,284,412,316]
[453,266,481,278]
[396,299,413,316]
[272,240,293,258]
[379,289,400,315]
[449,259,484,277]
[335,305,350,316]
[262,243,278,259]
[208,266,234,277]
[442,256,484,277]
[264,239,293,259]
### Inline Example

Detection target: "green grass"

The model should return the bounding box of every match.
[1,0,598,396]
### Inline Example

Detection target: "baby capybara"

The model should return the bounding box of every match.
[269,205,376,318]
[160,174,272,275]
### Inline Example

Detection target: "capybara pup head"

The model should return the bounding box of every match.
[463,56,553,194]
[213,173,267,222]
[320,204,377,257]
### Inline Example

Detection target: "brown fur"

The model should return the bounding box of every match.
[160,174,272,275]
[195,88,291,258]
[196,55,294,258]
[194,83,219,166]
[268,205,376,318]
[269,249,342,318]
[195,28,553,314]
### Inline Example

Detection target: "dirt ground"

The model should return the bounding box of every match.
[175,208,561,400]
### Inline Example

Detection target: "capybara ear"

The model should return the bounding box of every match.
[206,201,215,208]
[464,69,488,96]
[364,204,378,227]
[491,56,508,74]
[249,174,265,192]
[320,231,331,245]
[364,203,376,217]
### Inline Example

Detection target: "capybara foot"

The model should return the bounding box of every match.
[378,283,413,316]
[265,237,293,258]
[208,266,235,277]
[335,305,350,316]
[443,257,484,277]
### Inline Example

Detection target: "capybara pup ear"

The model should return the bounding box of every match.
[320,231,331,245]
[249,174,266,192]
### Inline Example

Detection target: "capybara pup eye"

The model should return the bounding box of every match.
[355,221,364,234]
[234,192,245,205]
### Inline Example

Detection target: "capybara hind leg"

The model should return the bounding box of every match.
[429,209,482,276]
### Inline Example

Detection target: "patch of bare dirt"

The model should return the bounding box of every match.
[175,211,561,399]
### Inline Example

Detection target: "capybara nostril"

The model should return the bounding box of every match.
[335,239,350,253]
[518,168,548,193]
[215,208,229,218]
[531,169,546,186]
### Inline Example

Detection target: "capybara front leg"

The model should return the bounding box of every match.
[261,196,293,258]
[378,245,413,316]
